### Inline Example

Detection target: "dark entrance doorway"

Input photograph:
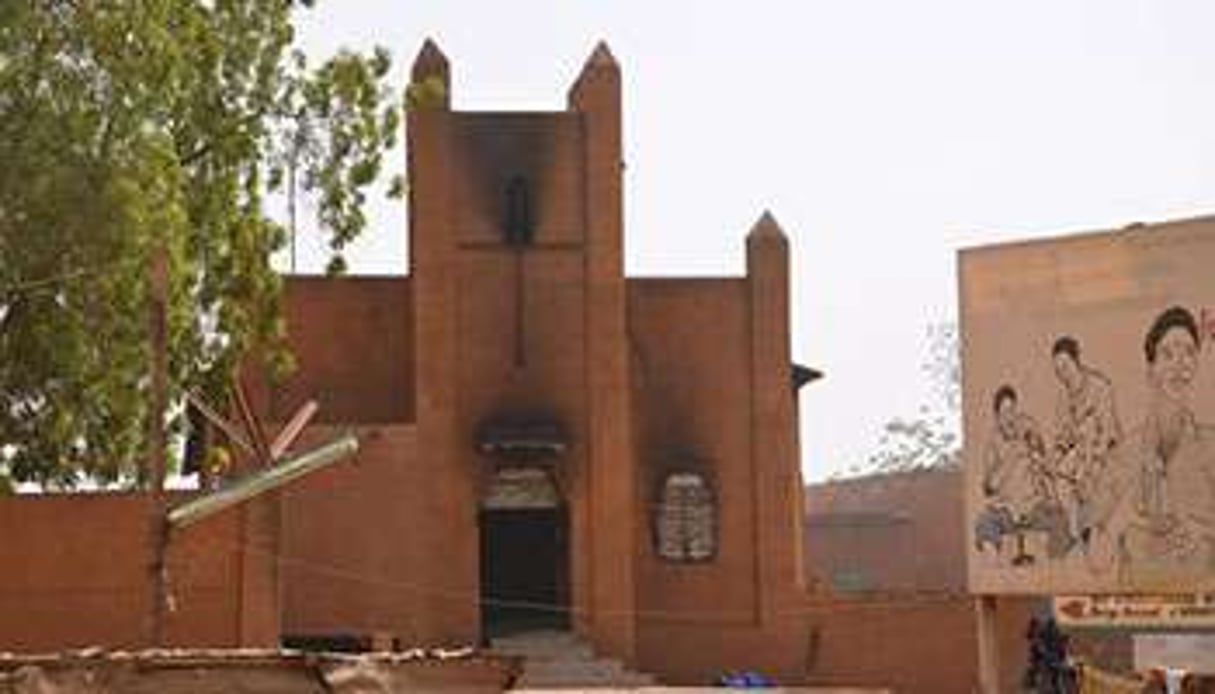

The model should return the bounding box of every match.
[479,507,570,637]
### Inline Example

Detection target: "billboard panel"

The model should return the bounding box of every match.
[962,216,1215,594]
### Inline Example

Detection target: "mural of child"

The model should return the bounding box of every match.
[974,385,1070,564]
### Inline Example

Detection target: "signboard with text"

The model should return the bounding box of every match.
[1054,594,1215,629]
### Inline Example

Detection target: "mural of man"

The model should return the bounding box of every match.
[1049,335,1123,554]
[1117,306,1215,581]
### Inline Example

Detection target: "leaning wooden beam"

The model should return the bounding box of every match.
[231,380,273,466]
[184,390,257,458]
[270,399,319,460]
[167,434,359,530]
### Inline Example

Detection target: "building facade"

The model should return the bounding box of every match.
[803,469,1035,694]
[252,41,813,683]
[805,467,968,594]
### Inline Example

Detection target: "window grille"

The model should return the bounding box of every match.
[654,471,716,562]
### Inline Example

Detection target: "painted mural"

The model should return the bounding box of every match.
[962,217,1215,594]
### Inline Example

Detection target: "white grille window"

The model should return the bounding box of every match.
[655,472,716,562]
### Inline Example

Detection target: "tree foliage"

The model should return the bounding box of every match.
[0,1,401,487]
[855,322,961,476]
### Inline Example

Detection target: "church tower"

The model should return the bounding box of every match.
[408,39,639,659]
[265,41,811,682]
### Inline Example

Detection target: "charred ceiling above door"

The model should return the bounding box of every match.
[475,414,567,461]
[477,413,568,510]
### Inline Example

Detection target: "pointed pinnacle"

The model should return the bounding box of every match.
[568,40,620,109]
[412,38,449,82]
[748,210,787,243]
[585,41,618,70]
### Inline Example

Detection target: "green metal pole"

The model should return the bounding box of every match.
[167,434,358,530]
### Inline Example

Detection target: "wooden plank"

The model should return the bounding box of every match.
[269,400,318,460]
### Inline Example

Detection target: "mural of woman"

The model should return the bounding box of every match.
[1116,305,1215,582]
[1048,335,1123,556]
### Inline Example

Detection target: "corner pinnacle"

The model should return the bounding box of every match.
[748,210,787,244]
[585,41,618,70]
[410,38,450,109]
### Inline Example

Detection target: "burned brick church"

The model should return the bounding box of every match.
[251,41,815,681]
[0,41,816,685]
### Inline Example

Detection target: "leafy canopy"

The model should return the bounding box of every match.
[0,1,402,487]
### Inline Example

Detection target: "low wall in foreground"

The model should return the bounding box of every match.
[0,491,277,651]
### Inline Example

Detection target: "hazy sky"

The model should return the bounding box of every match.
[288,1,1215,481]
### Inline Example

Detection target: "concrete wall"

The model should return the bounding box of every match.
[625,231,808,685]
[450,113,585,247]
[629,279,759,629]
[628,277,789,684]
[805,468,967,593]
[0,492,272,651]
[265,277,414,424]
[279,424,437,643]
[803,470,1046,693]
[804,595,1032,694]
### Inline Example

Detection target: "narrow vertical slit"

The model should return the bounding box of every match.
[503,175,532,369]
[514,248,526,368]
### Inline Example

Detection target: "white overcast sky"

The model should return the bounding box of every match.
[287,1,1215,481]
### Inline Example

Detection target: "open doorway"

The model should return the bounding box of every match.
[479,507,570,638]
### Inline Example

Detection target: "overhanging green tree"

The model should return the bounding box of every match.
[0,1,405,488]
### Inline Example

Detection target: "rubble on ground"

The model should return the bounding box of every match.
[0,647,518,694]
